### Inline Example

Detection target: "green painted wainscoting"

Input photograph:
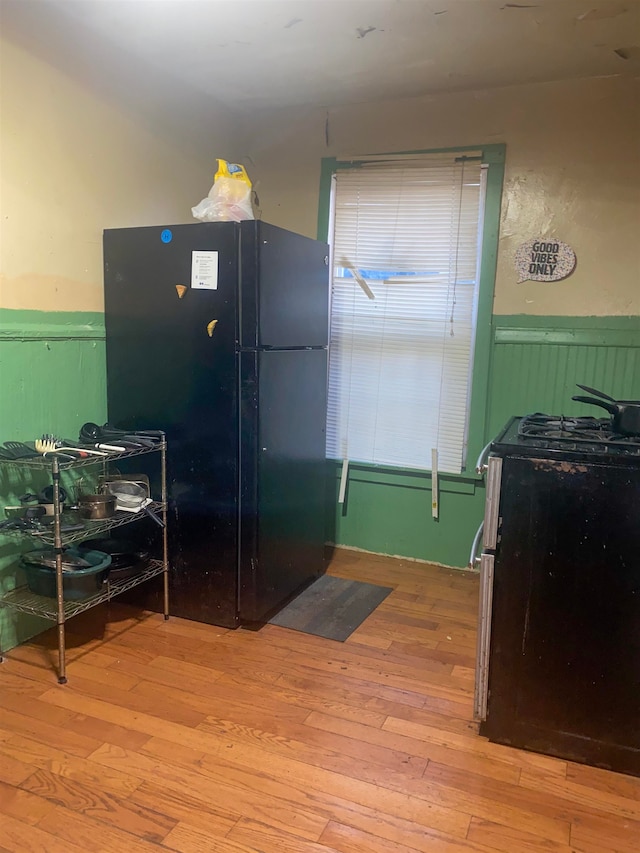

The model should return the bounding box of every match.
[329,314,640,568]
[0,309,107,652]
[487,315,640,437]
[1,310,639,651]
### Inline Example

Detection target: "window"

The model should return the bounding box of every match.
[325,152,489,475]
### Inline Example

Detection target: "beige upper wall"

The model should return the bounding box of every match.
[2,38,638,318]
[240,75,640,316]
[0,38,235,313]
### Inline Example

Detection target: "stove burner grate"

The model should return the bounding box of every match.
[518,413,640,449]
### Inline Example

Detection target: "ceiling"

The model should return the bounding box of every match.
[2,0,639,117]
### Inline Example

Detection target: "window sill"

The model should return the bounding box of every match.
[327,459,481,495]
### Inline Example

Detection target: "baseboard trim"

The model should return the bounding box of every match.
[325,542,476,573]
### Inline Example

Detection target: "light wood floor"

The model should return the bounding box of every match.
[1,548,638,853]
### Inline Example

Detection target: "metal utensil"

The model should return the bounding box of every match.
[79,422,161,445]
[34,436,107,458]
[102,422,164,439]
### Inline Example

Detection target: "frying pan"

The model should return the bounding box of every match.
[80,537,150,580]
[572,384,640,436]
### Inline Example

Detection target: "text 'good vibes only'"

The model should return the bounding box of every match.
[514,239,576,283]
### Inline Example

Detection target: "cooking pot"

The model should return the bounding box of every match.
[572,384,640,436]
[77,494,116,519]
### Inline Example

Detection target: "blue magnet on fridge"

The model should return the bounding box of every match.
[161,229,173,243]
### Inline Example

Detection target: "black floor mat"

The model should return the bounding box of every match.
[268,574,393,642]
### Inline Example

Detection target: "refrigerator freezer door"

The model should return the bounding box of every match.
[239,348,328,622]
[239,221,329,349]
[104,223,239,324]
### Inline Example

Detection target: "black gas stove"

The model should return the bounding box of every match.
[476,413,640,777]
[492,413,640,462]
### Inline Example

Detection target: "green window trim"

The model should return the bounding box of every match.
[317,143,506,475]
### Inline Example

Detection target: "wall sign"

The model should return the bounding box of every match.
[515,239,576,283]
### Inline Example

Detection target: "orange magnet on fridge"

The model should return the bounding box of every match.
[175,284,187,299]
[207,320,218,337]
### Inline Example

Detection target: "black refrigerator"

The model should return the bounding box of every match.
[103,220,329,628]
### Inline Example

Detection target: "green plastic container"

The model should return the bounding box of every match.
[22,547,112,600]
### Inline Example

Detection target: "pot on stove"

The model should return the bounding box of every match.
[572,384,640,436]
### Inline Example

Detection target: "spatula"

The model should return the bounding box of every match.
[1,442,39,459]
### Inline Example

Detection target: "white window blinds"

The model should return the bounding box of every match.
[326,156,486,474]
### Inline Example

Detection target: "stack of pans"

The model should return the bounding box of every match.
[79,538,149,582]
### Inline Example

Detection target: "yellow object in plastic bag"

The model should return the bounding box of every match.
[192,158,254,223]
[213,159,251,184]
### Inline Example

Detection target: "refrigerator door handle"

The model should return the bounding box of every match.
[474,552,495,721]
[482,456,503,550]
